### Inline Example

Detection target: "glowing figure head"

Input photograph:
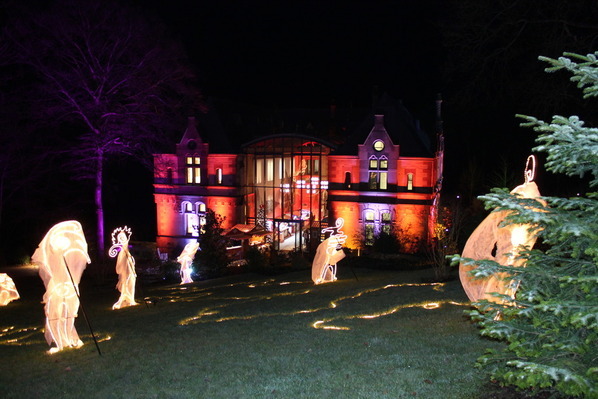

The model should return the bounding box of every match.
[0,273,19,306]
[31,220,90,353]
[109,226,137,309]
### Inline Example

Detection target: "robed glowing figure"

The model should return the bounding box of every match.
[109,226,137,309]
[31,220,91,353]
[178,241,199,284]
[0,273,19,306]
[459,156,544,304]
[312,218,347,285]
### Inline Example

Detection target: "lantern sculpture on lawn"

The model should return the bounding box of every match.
[178,241,199,284]
[312,218,347,285]
[31,220,90,353]
[0,273,19,306]
[459,155,544,304]
[109,226,138,309]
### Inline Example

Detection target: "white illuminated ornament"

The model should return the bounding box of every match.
[312,218,347,284]
[109,226,138,309]
[0,273,19,306]
[31,221,91,353]
[459,155,544,304]
[178,241,199,284]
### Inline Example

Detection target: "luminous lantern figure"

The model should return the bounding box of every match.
[459,156,544,304]
[0,273,19,306]
[312,218,347,284]
[109,226,137,309]
[31,220,91,353]
[178,241,199,284]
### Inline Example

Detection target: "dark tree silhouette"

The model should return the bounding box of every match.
[2,0,201,259]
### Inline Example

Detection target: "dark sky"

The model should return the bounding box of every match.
[145,1,445,110]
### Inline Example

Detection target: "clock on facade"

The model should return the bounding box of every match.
[373,140,384,151]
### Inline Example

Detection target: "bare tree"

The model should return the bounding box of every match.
[3,0,200,259]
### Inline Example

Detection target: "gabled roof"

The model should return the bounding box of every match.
[334,93,434,157]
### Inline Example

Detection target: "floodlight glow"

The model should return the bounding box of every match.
[31,221,90,353]
[0,273,19,306]
[109,226,138,309]
[178,241,199,284]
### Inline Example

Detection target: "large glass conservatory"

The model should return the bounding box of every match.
[241,135,334,253]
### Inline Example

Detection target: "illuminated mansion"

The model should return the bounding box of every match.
[153,95,444,257]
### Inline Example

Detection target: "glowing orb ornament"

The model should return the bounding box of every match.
[31,220,91,353]
[178,241,199,284]
[109,226,138,309]
[312,218,347,285]
[0,273,19,306]
[459,156,544,304]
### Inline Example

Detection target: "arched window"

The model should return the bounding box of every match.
[216,168,223,185]
[364,209,376,245]
[368,156,387,190]
[379,156,388,170]
[344,171,352,188]
[381,210,392,235]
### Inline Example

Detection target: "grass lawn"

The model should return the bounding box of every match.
[0,262,507,399]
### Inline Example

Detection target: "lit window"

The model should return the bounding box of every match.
[373,140,385,151]
[369,172,378,190]
[407,173,414,191]
[217,168,223,184]
[381,211,391,222]
[369,158,378,169]
[365,224,374,245]
[256,159,263,184]
[380,172,387,190]
[380,157,388,170]
[186,156,201,184]
[365,210,375,221]
[266,159,274,181]
[197,202,206,213]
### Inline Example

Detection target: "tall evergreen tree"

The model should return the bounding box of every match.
[455,52,598,398]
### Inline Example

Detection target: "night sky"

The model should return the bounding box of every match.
[148,1,445,110]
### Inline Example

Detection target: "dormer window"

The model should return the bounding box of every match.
[186,156,201,184]
[373,140,385,152]
[379,156,388,170]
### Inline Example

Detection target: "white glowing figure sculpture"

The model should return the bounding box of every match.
[0,273,19,306]
[109,226,138,309]
[459,156,544,304]
[31,220,90,353]
[178,241,199,284]
[312,218,347,284]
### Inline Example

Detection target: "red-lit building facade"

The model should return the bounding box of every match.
[153,95,444,257]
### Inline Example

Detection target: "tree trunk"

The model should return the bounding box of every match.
[95,151,104,260]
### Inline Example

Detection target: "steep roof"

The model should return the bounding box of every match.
[334,93,434,157]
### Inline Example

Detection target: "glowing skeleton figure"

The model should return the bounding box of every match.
[459,156,544,304]
[178,241,199,284]
[312,218,347,285]
[31,220,90,353]
[109,226,137,309]
[0,273,19,306]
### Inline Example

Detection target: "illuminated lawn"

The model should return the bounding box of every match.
[0,265,503,399]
